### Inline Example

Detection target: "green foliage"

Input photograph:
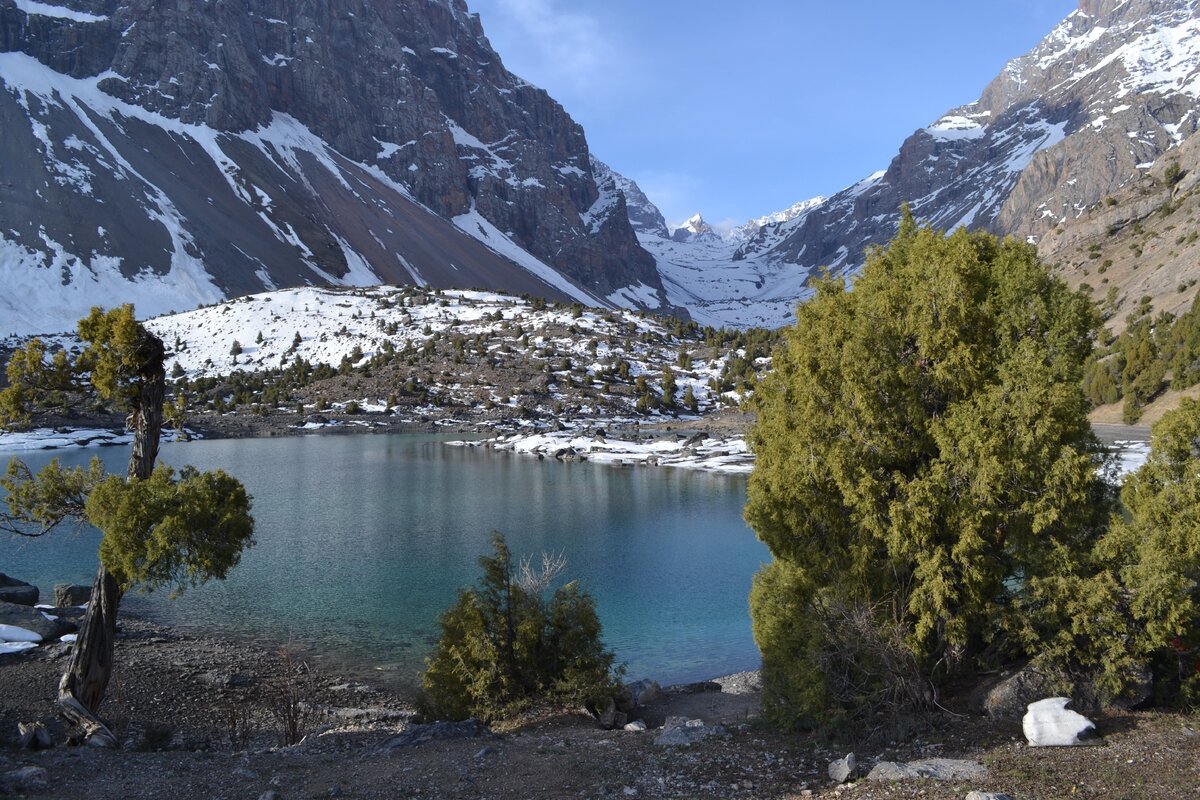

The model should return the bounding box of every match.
[77,305,154,407]
[746,213,1106,725]
[420,533,620,722]
[88,465,254,596]
[1082,293,1200,420]
[1016,398,1200,707]
[2,458,105,532]
[3,457,254,598]
[660,365,677,407]
[0,339,79,427]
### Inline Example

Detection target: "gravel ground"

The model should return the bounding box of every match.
[1,614,1198,799]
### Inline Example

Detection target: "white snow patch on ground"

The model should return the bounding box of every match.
[0,426,194,453]
[454,430,753,474]
[607,282,662,309]
[452,206,600,306]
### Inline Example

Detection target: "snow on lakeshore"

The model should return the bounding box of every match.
[0,426,194,453]
[452,429,753,474]
[457,431,1153,479]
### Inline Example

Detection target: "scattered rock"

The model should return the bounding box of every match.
[681,431,707,447]
[867,759,987,781]
[965,793,1015,800]
[233,767,259,780]
[257,792,283,800]
[53,584,91,607]
[625,679,665,707]
[595,700,628,731]
[982,665,1057,720]
[623,720,647,732]
[828,752,857,783]
[0,766,49,793]
[0,575,38,606]
[667,680,721,694]
[17,721,52,750]
[653,718,729,747]
[0,601,77,640]
[1023,697,1101,747]
[474,746,496,759]
[376,719,490,752]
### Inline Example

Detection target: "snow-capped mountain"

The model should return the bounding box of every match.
[767,0,1200,294]
[0,0,672,336]
[619,0,1200,328]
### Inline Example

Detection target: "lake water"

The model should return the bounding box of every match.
[0,433,768,688]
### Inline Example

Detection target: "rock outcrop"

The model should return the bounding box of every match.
[0,0,670,335]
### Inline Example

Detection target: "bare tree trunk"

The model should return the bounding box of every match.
[58,330,165,747]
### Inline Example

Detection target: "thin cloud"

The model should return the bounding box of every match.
[632,170,705,229]
[490,0,619,94]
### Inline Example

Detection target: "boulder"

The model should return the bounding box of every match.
[653,724,728,746]
[595,699,628,731]
[867,759,987,781]
[1023,697,1101,747]
[17,722,52,750]
[0,575,37,606]
[828,753,857,783]
[376,719,490,752]
[982,665,1057,720]
[623,720,647,732]
[653,717,729,747]
[965,793,1015,800]
[625,679,665,707]
[53,584,91,607]
[0,601,77,640]
[667,680,721,694]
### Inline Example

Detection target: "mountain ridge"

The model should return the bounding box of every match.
[0,0,676,336]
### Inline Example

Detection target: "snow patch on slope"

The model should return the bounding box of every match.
[13,1,108,23]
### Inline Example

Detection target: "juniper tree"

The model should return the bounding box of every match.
[420,533,620,722]
[0,306,254,746]
[746,211,1107,726]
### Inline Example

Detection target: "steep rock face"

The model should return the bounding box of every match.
[590,156,668,238]
[752,0,1200,311]
[0,0,665,334]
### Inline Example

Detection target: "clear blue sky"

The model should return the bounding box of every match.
[467,0,1078,230]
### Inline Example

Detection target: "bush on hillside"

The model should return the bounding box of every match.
[419,533,621,722]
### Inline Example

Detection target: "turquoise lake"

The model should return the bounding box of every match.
[0,433,768,688]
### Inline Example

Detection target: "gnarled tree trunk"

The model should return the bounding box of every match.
[58,330,164,747]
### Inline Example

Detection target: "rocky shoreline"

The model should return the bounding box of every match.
[1,609,1198,798]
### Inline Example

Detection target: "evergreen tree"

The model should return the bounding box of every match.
[0,306,254,746]
[420,534,620,721]
[745,212,1105,726]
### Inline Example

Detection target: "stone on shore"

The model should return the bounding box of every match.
[828,753,857,783]
[0,575,37,607]
[653,717,729,747]
[54,584,92,607]
[1023,697,1101,746]
[625,679,665,707]
[0,601,77,641]
[866,758,987,781]
[965,793,1015,800]
[376,719,490,752]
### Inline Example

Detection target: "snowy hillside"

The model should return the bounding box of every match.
[0,0,667,337]
[137,285,764,422]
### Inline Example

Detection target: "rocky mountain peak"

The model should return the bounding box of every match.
[671,214,720,243]
[0,0,670,334]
